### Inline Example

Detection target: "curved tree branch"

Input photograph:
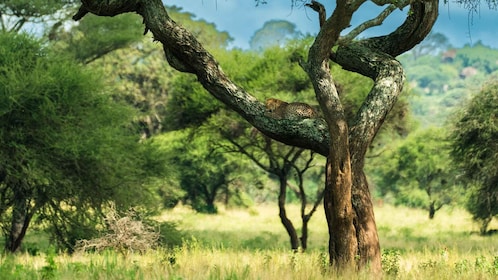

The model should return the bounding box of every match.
[363,0,440,57]
[336,45,405,161]
[340,0,410,43]
[73,0,330,156]
[330,0,438,162]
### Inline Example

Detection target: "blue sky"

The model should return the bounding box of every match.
[165,0,498,49]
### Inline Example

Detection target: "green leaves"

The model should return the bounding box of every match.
[450,79,498,231]
[370,127,461,215]
[0,0,71,32]
[62,13,144,63]
[0,32,166,250]
[155,129,240,213]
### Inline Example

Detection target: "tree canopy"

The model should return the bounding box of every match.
[370,127,462,218]
[249,20,301,51]
[0,32,164,252]
[451,78,498,233]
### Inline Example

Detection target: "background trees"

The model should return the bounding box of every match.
[53,13,144,64]
[0,0,72,33]
[451,79,498,234]
[400,37,498,126]
[370,127,462,219]
[249,20,302,51]
[155,129,243,214]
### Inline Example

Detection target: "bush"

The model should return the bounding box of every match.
[155,221,185,248]
[381,249,401,276]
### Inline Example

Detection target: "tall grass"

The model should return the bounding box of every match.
[1,204,497,279]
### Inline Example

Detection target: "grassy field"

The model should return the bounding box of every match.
[1,203,497,279]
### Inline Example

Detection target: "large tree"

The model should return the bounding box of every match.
[0,32,162,252]
[71,0,473,272]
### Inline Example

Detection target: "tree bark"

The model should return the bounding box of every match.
[351,169,381,271]
[74,0,331,155]
[303,0,359,270]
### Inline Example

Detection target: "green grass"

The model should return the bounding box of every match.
[1,204,497,279]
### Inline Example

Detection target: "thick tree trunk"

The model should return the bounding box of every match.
[351,168,381,271]
[324,156,357,269]
[277,176,299,251]
[303,0,359,269]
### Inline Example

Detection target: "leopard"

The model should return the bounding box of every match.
[265,98,318,120]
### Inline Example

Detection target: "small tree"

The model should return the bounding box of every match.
[372,127,461,219]
[212,111,325,250]
[155,129,240,214]
[451,79,498,234]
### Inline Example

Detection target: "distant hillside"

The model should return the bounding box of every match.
[399,40,498,126]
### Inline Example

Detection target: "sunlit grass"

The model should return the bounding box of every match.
[1,203,497,279]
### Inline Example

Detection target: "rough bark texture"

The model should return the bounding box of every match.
[73,0,439,272]
[304,0,360,270]
[334,1,438,271]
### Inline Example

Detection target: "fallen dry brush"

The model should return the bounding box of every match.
[75,206,159,255]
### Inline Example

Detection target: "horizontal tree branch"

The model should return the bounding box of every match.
[73,0,331,156]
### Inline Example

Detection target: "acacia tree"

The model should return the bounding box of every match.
[0,0,73,32]
[372,128,461,219]
[0,31,172,253]
[451,79,498,234]
[72,0,452,271]
[213,113,325,250]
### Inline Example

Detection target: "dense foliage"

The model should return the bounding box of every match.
[369,127,462,218]
[451,79,498,233]
[400,39,498,126]
[0,0,74,32]
[0,32,163,252]
[154,129,243,213]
